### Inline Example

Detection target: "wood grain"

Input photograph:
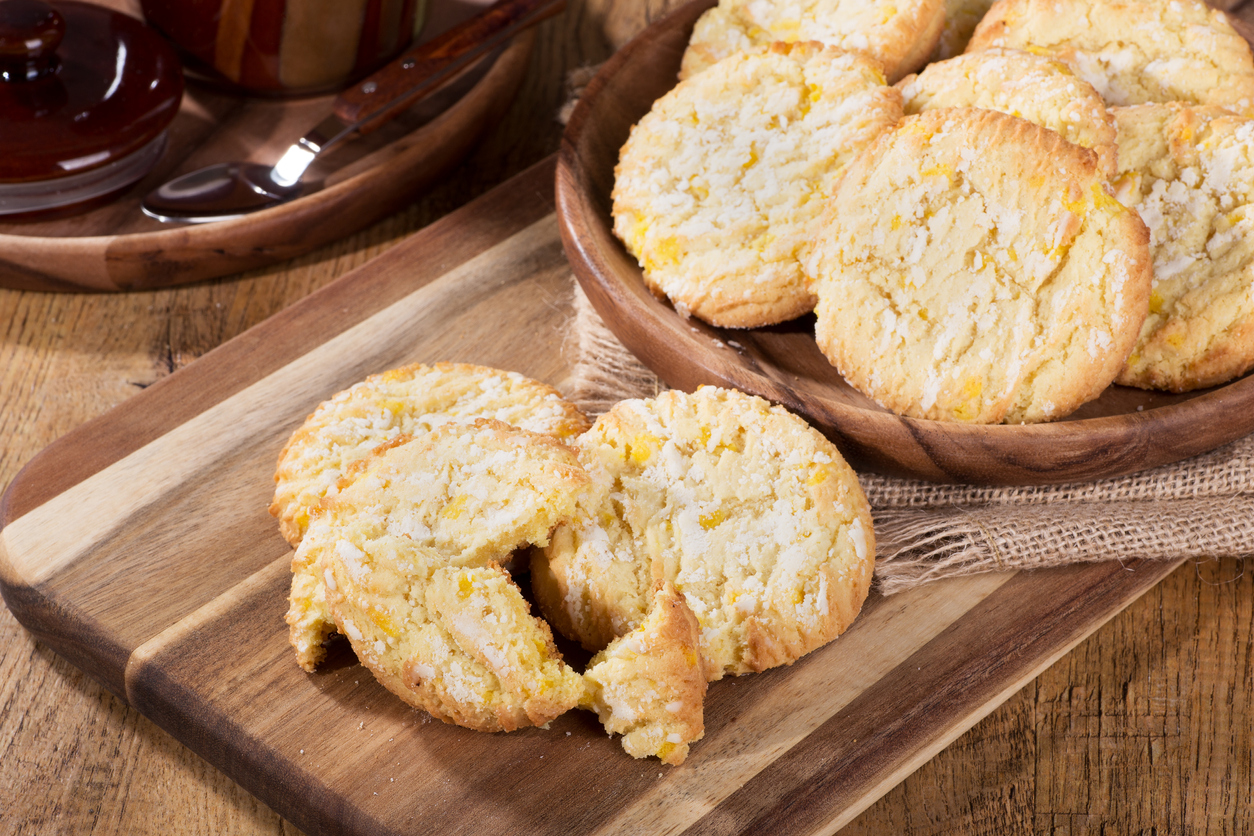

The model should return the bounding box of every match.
[0,156,1217,836]
[0,6,611,833]
[0,5,533,292]
[556,0,1254,486]
[0,1,1251,834]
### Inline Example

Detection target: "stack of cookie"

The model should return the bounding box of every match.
[272,363,875,764]
[612,0,1254,421]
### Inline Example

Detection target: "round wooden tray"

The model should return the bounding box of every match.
[555,0,1254,485]
[0,28,533,293]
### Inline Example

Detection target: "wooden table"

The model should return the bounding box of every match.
[1,1,1251,833]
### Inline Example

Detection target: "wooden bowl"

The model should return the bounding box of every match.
[554,0,1254,485]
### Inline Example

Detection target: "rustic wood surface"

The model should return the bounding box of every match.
[0,158,1205,835]
[0,2,1251,835]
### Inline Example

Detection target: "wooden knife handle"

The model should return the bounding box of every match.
[333,0,565,135]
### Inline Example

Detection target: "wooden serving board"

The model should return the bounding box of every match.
[0,159,1184,836]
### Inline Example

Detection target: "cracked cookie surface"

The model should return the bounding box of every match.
[272,362,588,546]
[1112,103,1254,391]
[898,47,1117,178]
[808,108,1152,423]
[581,583,707,765]
[966,0,1254,114]
[680,0,944,83]
[274,363,588,671]
[613,42,902,328]
[532,386,875,680]
[293,419,589,731]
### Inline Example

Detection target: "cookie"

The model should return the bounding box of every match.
[581,583,707,765]
[1111,104,1254,391]
[531,386,876,681]
[423,563,586,729]
[897,47,1117,178]
[612,42,902,328]
[276,364,588,670]
[680,0,945,84]
[272,362,588,547]
[292,420,590,733]
[966,0,1254,114]
[807,108,1152,423]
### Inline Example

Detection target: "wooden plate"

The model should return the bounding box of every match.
[555,0,1254,486]
[0,25,533,293]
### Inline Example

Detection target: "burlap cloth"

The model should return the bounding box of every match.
[562,286,1254,595]
[559,0,1254,594]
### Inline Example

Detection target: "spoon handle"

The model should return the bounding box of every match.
[333,0,566,137]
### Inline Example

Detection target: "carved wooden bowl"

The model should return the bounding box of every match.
[554,0,1254,485]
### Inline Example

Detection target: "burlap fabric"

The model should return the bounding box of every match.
[564,288,1254,594]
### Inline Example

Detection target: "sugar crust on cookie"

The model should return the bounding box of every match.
[807,108,1151,424]
[613,42,902,328]
[1112,103,1254,391]
[966,0,1254,114]
[680,0,945,84]
[897,47,1117,178]
[271,362,588,547]
[292,419,589,731]
[532,386,876,681]
[275,363,588,671]
[582,583,707,765]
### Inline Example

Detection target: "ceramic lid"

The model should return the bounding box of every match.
[0,0,184,184]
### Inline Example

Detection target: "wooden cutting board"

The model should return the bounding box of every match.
[0,158,1183,836]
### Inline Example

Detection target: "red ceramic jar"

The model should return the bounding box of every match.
[0,0,184,216]
[140,0,424,96]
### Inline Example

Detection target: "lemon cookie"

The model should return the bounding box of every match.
[582,583,707,765]
[680,0,944,83]
[292,420,589,734]
[272,362,588,547]
[423,564,586,729]
[276,364,588,670]
[897,47,1117,178]
[612,42,902,328]
[1111,104,1254,391]
[966,0,1254,114]
[807,108,1151,423]
[531,386,875,680]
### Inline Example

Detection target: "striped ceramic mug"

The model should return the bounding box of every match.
[140,0,426,95]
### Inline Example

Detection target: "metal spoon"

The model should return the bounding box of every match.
[142,0,564,224]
